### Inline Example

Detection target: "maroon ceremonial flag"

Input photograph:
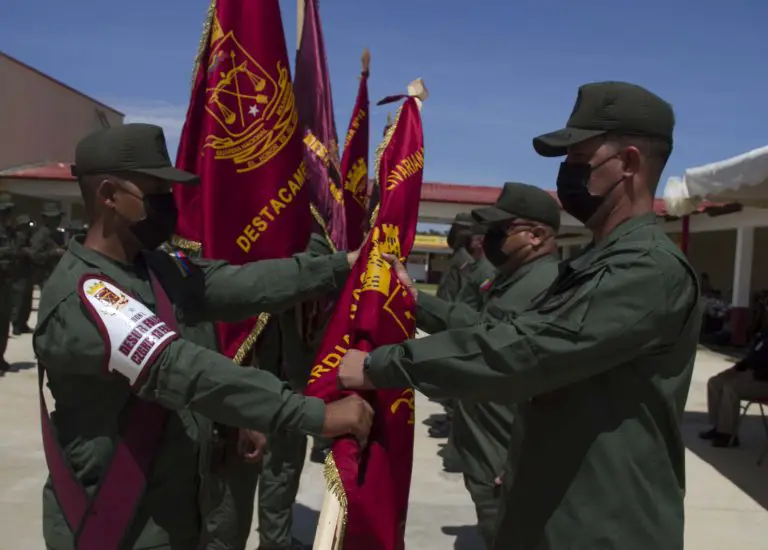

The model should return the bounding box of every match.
[305,80,428,550]
[294,0,346,250]
[174,0,310,361]
[339,50,371,251]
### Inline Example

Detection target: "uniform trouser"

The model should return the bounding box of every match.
[708,367,768,434]
[462,473,500,550]
[0,283,12,360]
[11,276,34,330]
[199,445,261,550]
[258,432,308,549]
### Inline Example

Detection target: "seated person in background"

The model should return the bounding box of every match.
[701,289,729,337]
[700,332,768,447]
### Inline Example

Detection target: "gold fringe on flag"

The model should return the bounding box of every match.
[314,451,348,549]
[370,105,403,228]
[171,234,202,253]
[310,202,337,253]
[191,0,218,90]
[233,312,271,366]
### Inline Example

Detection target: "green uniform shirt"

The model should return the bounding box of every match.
[257,233,336,389]
[34,238,349,550]
[436,247,473,301]
[0,224,15,281]
[30,225,63,263]
[13,226,35,278]
[420,255,558,484]
[453,256,497,310]
[368,214,701,550]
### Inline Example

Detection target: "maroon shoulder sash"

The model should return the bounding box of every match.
[39,269,178,549]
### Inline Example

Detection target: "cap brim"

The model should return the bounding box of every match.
[470,222,488,235]
[135,166,200,185]
[471,206,515,223]
[42,212,62,217]
[532,128,607,157]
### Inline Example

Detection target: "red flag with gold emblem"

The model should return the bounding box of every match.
[294,0,346,250]
[305,80,428,550]
[174,0,310,361]
[339,50,371,251]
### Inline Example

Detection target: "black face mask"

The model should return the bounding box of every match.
[129,193,178,250]
[556,156,624,225]
[482,226,510,267]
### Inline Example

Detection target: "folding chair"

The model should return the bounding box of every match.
[735,399,768,465]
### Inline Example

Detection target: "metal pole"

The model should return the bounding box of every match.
[681,215,690,256]
[296,0,305,51]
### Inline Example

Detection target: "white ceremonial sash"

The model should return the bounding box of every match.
[80,276,178,387]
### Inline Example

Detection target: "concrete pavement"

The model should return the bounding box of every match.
[1,305,768,548]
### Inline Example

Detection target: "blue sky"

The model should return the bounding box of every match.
[2,0,766,196]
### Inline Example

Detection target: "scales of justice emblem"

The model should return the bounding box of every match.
[203,15,298,173]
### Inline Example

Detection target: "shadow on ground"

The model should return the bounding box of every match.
[698,343,746,362]
[441,525,484,549]
[291,502,320,546]
[9,361,35,372]
[423,413,447,428]
[684,410,768,511]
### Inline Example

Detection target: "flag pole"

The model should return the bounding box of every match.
[296,0,305,51]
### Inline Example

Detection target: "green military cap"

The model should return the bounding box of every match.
[469,222,488,235]
[447,212,474,249]
[452,212,473,228]
[71,123,199,185]
[41,202,63,217]
[68,219,87,231]
[472,182,561,232]
[0,192,14,211]
[532,81,675,158]
[16,214,31,226]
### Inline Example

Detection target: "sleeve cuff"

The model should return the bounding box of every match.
[329,252,351,287]
[367,345,412,389]
[298,396,326,437]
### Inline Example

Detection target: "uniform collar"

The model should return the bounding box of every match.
[68,237,146,278]
[569,213,657,272]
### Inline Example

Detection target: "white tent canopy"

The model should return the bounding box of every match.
[663,145,768,217]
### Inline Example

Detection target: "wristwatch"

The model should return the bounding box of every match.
[362,354,372,372]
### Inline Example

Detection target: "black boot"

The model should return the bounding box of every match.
[711,433,740,448]
[698,428,720,440]
[310,446,329,464]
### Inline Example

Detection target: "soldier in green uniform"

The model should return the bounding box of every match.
[429,213,475,442]
[340,82,700,550]
[32,201,67,288]
[34,124,373,550]
[436,212,474,302]
[437,222,497,473]
[200,231,335,550]
[417,182,560,547]
[66,219,88,244]
[11,214,35,336]
[0,193,16,373]
[255,232,335,550]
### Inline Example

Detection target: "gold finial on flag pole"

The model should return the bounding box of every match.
[361,48,371,73]
[407,78,428,110]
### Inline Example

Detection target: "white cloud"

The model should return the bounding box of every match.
[111,99,188,142]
